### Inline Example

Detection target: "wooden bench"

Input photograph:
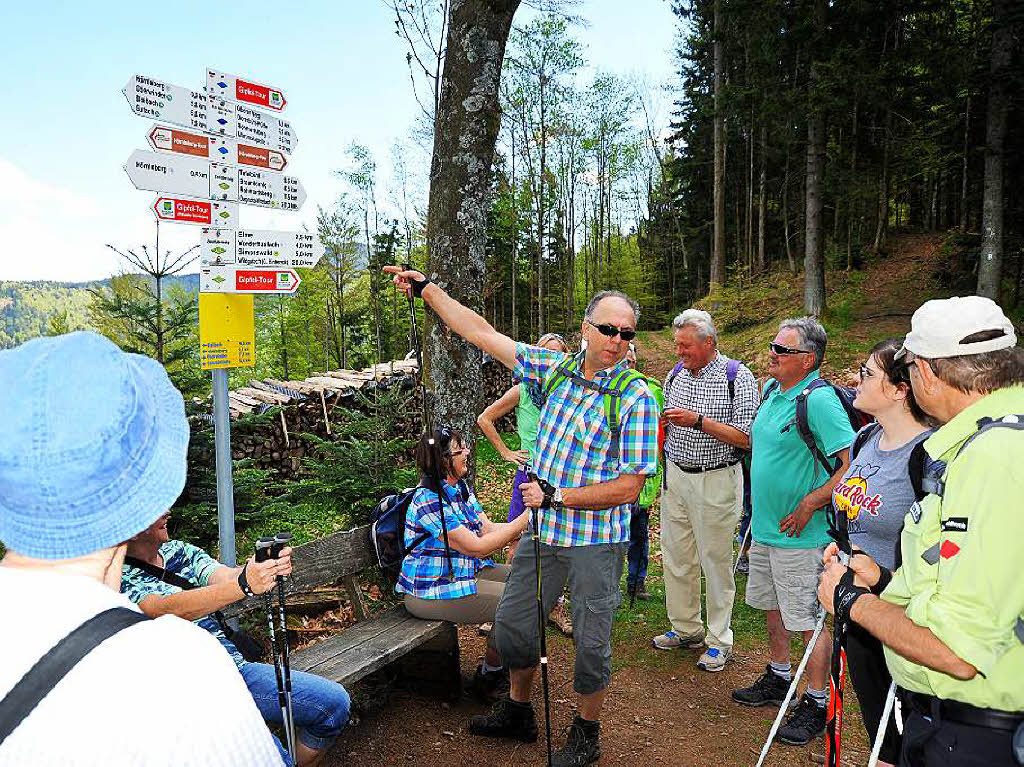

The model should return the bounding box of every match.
[222,524,461,696]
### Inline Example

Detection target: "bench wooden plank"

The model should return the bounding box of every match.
[293,607,450,686]
[220,525,377,619]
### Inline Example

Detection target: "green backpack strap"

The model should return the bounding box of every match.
[602,368,648,461]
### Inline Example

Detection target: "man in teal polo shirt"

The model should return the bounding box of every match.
[819,296,1024,766]
[731,317,854,748]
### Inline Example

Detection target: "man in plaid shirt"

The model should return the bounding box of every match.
[652,309,757,673]
[385,265,658,767]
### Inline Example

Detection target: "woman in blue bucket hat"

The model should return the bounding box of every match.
[0,331,283,766]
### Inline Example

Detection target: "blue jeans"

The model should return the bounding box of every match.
[240,662,351,764]
[626,503,650,586]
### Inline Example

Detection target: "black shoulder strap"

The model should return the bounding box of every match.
[0,607,149,747]
[794,379,840,477]
[123,555,195,591]
[759,379,779,405]
[850,422,882,462]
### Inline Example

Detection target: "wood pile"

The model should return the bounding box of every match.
[186,358,514,483]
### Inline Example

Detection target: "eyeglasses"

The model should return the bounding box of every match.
[446,446,470,456]
[768,342,811,356]
[587,320,636,341]
[858,364,875,382]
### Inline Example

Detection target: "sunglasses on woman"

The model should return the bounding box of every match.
[587,320,636,341]
[768,342,811,355]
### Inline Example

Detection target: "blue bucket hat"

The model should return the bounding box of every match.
[0,331,190,560]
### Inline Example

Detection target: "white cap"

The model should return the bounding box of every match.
[896,296,1016,360]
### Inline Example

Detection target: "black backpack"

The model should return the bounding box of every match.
[763,377,873,477]
[371,479,469,585]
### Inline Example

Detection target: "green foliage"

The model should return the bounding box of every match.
[0,280,94,349]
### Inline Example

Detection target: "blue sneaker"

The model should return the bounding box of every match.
[651,630,704,650]
[697,646,732,672]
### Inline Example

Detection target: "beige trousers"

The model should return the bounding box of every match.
[660,461,743,651]
[403,564,511,624]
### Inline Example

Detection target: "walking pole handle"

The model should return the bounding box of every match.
[254,537,275,563]
[270,532,292,560]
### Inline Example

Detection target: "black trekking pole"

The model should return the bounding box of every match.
[403,263,430,433]
[527,470,554,767]
[271,532,297,759]
[255,536,293,762]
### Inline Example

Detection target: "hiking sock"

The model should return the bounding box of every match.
[481,662,504,674]
[769,661,792,681]
[806,686,828,708]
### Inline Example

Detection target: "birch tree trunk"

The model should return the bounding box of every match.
[425,0,520,443]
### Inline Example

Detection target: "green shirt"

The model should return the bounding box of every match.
[637,376,664,508]
[882,385,1024,712]
[750,370,855,548]
[516,382,543,462]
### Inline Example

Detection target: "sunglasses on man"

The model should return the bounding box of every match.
[768,342,811,356]
[587,320,637,341]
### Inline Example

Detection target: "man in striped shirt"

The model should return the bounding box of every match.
[386,266,658,767]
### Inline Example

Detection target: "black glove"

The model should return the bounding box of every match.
[402,263,430,298]
[834,568,871,624]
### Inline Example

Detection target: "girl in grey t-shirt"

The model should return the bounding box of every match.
[830,338,934,767]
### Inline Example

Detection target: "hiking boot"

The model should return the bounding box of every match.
[548,601,573,637]
[478,622,492,636]
[467,696,538,743]
[551,715,600,767]
[777,693,827,745]
[697,646,732,672]
[735,555,749,575]
[651,630,704,651]
[628,578,651,600]
[731,665,793,707]
[468,664,509,704]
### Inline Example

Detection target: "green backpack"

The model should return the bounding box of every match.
[541,352,648,460]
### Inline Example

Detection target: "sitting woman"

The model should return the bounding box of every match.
[397,427,528,701]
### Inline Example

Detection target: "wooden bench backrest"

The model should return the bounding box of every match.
[222,523,378,619]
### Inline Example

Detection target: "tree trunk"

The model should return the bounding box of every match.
[977,0,1014,300]
[960,92,972,233]
[803,0,827,316]
[847,103,858,270]
[874,109,892,251]
[510,125,518,340]
[757,126,766,274]
[783,147,796,273]
[711,0,726,288]
[425,0,520,444]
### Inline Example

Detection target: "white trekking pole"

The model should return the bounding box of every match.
[732,525,751,576]
[754,609,827,767]
[868,681,897,767]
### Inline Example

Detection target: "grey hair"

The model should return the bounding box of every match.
[672,309,718,345]
[921,332,1024,394]
[584,290,640,324]
[779,316,827,369]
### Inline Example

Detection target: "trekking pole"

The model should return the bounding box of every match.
[732,525,751,577]
[868,681,897,767]
[255,537,293,763]
[271,532,297,760]
[754,608,827,767]
[824,515,854,767]
[528,470,554,767]
[403,263,430,433]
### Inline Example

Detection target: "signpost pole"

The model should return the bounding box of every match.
[212,368,237,567]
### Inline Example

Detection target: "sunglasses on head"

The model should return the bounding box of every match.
[588,320,636,341]
[768,342,811,356]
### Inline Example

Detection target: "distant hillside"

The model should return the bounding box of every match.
[0,273,200,350]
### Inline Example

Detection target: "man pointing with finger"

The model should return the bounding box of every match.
[385,266,659,767]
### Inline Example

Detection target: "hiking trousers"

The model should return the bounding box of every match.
[403,565,511,625]
[661,460,742,651]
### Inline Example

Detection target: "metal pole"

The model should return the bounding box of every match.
[868,682,897,767]
[212,368,236,566]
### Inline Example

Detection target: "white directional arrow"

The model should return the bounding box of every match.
[124,150,305,211]
[125,74,296,153]
[200,228,325,268]
[148,125,288,170]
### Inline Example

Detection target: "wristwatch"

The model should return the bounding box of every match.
[694,414,705,432]
[553,487,564,507]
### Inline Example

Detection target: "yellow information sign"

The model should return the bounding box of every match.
[199,293,255,370]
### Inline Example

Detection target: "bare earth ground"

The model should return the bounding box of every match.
[318,234,948,767]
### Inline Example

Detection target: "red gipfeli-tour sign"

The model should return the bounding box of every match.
[207,69,287,112]
[152,196,238,227]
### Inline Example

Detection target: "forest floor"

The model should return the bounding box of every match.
[317,232,951,767]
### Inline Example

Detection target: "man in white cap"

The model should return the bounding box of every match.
[818,296,1024,766]
[0,332,283,766]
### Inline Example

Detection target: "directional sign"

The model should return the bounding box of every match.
[125,74,296,153]
[200,228,324,268]
[125,151,305,211]
[201,267,301,294]
[199,293,255,370]
[149,125,287,170]
[153,196,238,227]
[207,69,287,112]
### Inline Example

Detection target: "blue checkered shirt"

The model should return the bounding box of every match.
[396,482,495,599]
[515,343,659,547]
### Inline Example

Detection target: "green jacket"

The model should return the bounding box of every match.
[882,385,1024,712]
[637,376,664,508]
